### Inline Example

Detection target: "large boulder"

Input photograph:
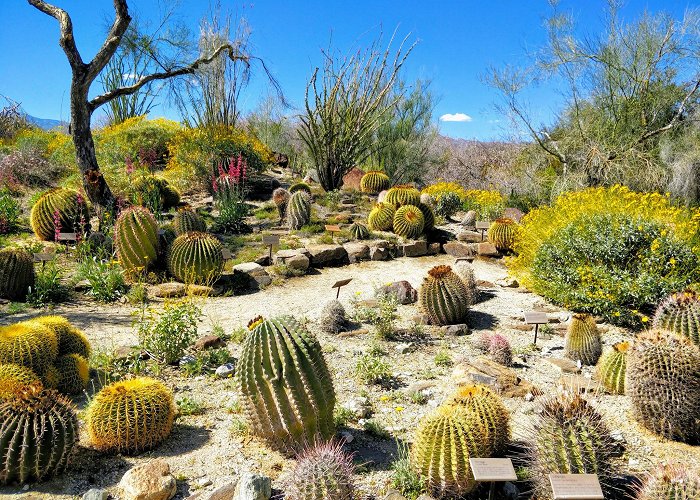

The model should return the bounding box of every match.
[118,459,176,500]
[400,240,428,257]
[344,242,370,262]
[232,262,272,287]
[307,244,349,267]
[378,281,418,304]
[245,174,281,201]
[342,167,364,191]
[443,241,476,258]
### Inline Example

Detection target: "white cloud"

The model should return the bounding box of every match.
[440,113,472,122]
[121,73,138,81]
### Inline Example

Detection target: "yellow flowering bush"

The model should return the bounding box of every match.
[422,182,505,219]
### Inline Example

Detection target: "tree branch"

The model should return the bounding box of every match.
[28,0,84,69]
[86,0,131,82]
[636,77,700,143]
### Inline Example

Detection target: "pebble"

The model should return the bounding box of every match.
[196,477,213,488]
[395,342,414,354]
[215,363,236,378]
[340,430,354,443]
[524,392,535,402]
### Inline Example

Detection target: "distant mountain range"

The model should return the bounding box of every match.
[25,113,66,130]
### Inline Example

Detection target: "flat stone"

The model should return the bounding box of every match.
[215,363,236,378]
[342,396,372,419]
[441,324,470,336]
[370,246,390,261]
[395,342,415,354]
[82,489,109,500]
[344,242,370,262]
[286,253,310,271]
[495,277,519,288]
[371,239,392,249]
[194,335,225,351]
[150,282,186,298]
[477,242,500,256]
[233,472,271,500]
[232,262,272,287]
[401,240,428,257]
[452,356,541,398]
[197,482,236,500]
[377,281,417,304]
[118,459,177,500]
[457,231,482,243]
[187,285,216,296]
[546,357,581,373]
[427,242,441,255]
[443,241,476,258]
[307,244,349,267]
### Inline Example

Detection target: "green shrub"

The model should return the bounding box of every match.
[27,262,69,307]
[354,352,392,385]
[76,257,127,302]
[136,300,201,364]
[0,189,21,234]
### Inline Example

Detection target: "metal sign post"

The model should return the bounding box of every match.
[470,458,518,500]
[524,311,549,344]
[325,224,341,242]
[475,221,490,241]
[331,278,353,299]
[262,234,281,261]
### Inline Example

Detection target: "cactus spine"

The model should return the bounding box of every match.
[0,364,41,386]
[172,209,206,235]
[168,231,224,284]
[627,329,700,443]
[273,188,291,220]
[85,377,175,454]
[288,191,311,230]
[419,265,470,325]
[114,206,160,274]
[349,222,370,240]
[282,441,356,500]
[636,465,700,500]
[565,313,602,365]
[393,205,425,239]
[367,202,396,231]
[595,341,628,395]
[385,185,421,208]
[0,247,35,301]
[653,290,700,346]
[359,171,390,194]
[0,322,57,376]
[487,217,517,251]
[30,188,89,241]
[237,316,336,452]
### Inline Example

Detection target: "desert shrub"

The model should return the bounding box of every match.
[76,256,127,302]
[212,156,249,233]
[95,116,180,169]
[180,348,231,377]
[136,299,201,364]
[422,183,504,220]
[27,261,69,307]
[354,352,392,385]
[0,147,66,189]
[0,189,21,234]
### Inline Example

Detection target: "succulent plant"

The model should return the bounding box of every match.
[417,202,435,232]
[0,322,57,376]
[85,377,175,454]
[0,383,78,484]
[489,334,513,366]
[288,191,311,230]
[0,247,35,301]
[237,316,336,452]
[273,188,291,220]
[41,364,59,390]
[359,171,390,194]
[445,385,511,455]
[452,260,478,305]
[319,300,347,334]
[30,188,89,241]
[172,209,206,236]
[168,231,224,284]
[411,403,490,497]
[133,176,180,210]
[349,221,370,240]
[595,341,628,395]
[289,182,312,195]
[0,363,41,387]
[114,206,160,275]
[565,313,602,365]
[487,217,517,251]
[653,289,700,346]
[367,202,396,232]
[636,464,700,500]
[393,205,425,239]
[419,265,470,326]
[385,185,421,208]
[529,393,617,499]
[33,316,91,359]
[282,440,356,500]
[435,192,462,219]
[54,354,89,395]
[627,329,700,443]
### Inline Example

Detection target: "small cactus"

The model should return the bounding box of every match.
[489,334,513,366]
[635,464,700,500]
[288,191,311,230]
[595,341,628,395]
[33,316,91,359]
[417,202,435,232]
[273,188,291,220]
[565,313,602,365]
[367,202,396,231]
[114,206,160,275]
[0,383,78,484]
[653,289,700,346]
[435,192,462,219]
[172,209,206,236]
[452,260,478,305]
[385,185,421,208]
[393,205,424,239]
[420,192,435,208]
[54,354,89,395]
[419,265,470,326]
[85,377,175,454]
[349,221,370,240]
[0,247,35,301]
[0,322,57,376]
[319,300,347,334]
[168,231,224,284]
[30,188,89,241]
[282,440,356,500]
[359,171,390,194]
[487,217,517,251]
[289,182,312,195]
[627,329,700,443]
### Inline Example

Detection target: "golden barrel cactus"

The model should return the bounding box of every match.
[418,265,470,326]
[0,322,57,376]
[595,341,628,395]
[565,313,602,365]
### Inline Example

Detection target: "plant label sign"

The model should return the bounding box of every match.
[332,278,353,299]
[476,221,491,230]
[57,232,77,242]
[524,311,548,325]
[325,224,341,233]
[262,234,281,246]
[548,474,604,499]
[469,458,517,482]
[33,253,55,263]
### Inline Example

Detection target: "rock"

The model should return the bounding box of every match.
[383,490,407,500]
[342,167,364,191]
[400,240,428,257]
[452,356,541,398]
[503,481,520,500]
[118,459,177,500]
[82,489,109,500]
[150,282,186,298]
[546,357,581,373]
[233,472,271,500]
[477,242,500,256]
[502,207,524,223]
[495,277,519,288]
[370,246,390,261]
[427,242,441,255]
[194,335,225,351]
[377,190,389,203]
[233,262,273,287]
[285,253,310,271]
[215,363,236,378]
[340,430,354,443]
[344,242,370,262]
[457,231,483,243]
[198,482,237,500]
[462,210,478,228]
[417,495,437,500]
[377,281,417,305]
[307,244,349,267]
[395,342,414,354]
[74,279,91,292]
[441,324,470,336]
[524,392,535,402]
[245,174,281,201]
[559,374,598,393]
[254,255,271,266]
[342,397,373,419]
[371,239,392,249]
[443,241,476,258]
[195,478,213,488]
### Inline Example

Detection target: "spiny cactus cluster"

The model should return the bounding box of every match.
[565,313,602,365]
[393,205,425,239]
[0,383,78,484]
[0,322,58,377]
[288,191,311,230]
[30,188,89,241]
[114,206,160,275]
[368,202,396,231]
[289,182,312,195]
[281,440,356,500]
[435,191,462,219]
[627,329,700,443]
[349,221,370,240]
[359,171,390,194]
[385,185,421,208]
[635,464,700,500]
[419,265,470,326]
[85,377,175,454]
[173,209,206,235]
[168,231,224,284]
[595,341,628,395]
[452,260,478,305]
[0,247,35,301]
[273,188,291,220]
[319,300,347,334]
[487,217,518,251]
[653,289,700,346]
[367,184,433,239]
[475,333,513,366]
[237,316,336,452]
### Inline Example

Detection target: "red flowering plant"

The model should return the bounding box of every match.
[211,154,249,233]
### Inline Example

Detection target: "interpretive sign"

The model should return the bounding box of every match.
[475,221,490,240]
[549,474,604,500]
[524,311,549,344]
[470,458,517,482]
[332,278,353,299]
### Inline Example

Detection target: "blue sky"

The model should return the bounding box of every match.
[0,0,694,140]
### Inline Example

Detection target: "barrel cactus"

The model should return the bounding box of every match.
[488,334,513,366]
[452,260,478,305]
[487,217,517,251]
[653,290,700,346]
[529,393,617,498]
[627,329,700,443]
[636,465,700,500]
[0,322,57,376]
[173,209,206,236]
[288,191,311,230]
[419,265,470,326]
[0,364,41,387]
[237,316,336,452]
[385,185,421,208]
[0,383,78,484]
[359,171,390,194]
[168,231,224,284]
[367,202,396,231]
[33,316,91,359]
[0,247,35,301]
[54,354,89,395]
[417,202,435,232]
[281,440,356,500]
[446,385,510,455]
[114,206,160,274]
[133,176,180,210]
[41,364,59,390]
[273,188,291,220]
[435,191,462,219]
[595,341,628,395]
[85,377,175,454]
[349,221,370,240]
[30,188,89,241]
[289,182,312,195]
[565,313,602,365]
[393,205,425,239]
[412,403,490,497]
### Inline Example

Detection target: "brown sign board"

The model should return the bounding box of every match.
[262,234,281,246]
[221,248,233,260]
[57,232,77,241]
[33,253,55,263]
[469,458,517,482]
[524,311,548,325]
[475,221,491,230]
[332,278,353,289]
[548,474,604,500]
[325,224,341,232]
